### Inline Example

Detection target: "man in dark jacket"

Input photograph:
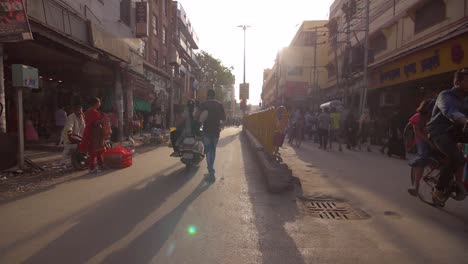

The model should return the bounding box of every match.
[198,89,226,182]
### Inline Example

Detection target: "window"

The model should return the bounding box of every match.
[414,0,446,33]
[153,49,158,66]
[152,15,158,36]
[162,26,167,45]
[302,32,317,46]
[120,0,131,26]
[287,66,303,76]
[163,0,168,16]
[370,31,387,54]
[142,40,147,59]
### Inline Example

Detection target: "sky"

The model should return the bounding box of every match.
[179,0,335,105]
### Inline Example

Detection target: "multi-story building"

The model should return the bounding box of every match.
[327,0,468,117]
[262,21,329,109]
[170,1,200,111]
[3,0,155,141]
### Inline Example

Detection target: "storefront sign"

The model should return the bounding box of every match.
[370,33,468,89]
[135,1,148,38]
[0,0,33,42]
[12,64,38,89]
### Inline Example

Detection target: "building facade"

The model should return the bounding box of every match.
[262,21,329,109]
[327,0,468,118]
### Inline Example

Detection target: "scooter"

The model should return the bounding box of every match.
[179,133,205,168]
[69,133,112,171]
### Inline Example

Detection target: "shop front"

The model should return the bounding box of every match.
[3,28,113,144]
[369,32,468,118]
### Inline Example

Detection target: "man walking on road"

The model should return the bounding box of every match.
[199,89,226,182]
[318,108,331,149]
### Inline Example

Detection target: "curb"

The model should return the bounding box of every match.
[243,129,293,193]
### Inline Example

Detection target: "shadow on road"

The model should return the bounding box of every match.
[101,179,212,264]
[239,134,306,264]
[288,141,468,263]
[24,166,201,264]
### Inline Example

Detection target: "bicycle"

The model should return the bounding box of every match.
[410,155,468,207]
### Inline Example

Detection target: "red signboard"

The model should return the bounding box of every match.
[0,0,33,42]
[135,1,148,38]
[284,81,308,98]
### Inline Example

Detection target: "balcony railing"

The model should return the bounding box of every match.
[26,0,90,44]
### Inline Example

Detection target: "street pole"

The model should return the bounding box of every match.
[0,44,5,133]
[360,0,370,114]
[346,9,352,108]
[170,66,174,127]
[313,27,318,95]
[17,87,24,170]
[243,26,246,84]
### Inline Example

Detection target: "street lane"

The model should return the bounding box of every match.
[282,140,468,264]
[2,127,468,264]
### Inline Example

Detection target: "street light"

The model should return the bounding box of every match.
[237,25,250,84]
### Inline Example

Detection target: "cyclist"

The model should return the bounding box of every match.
[427,69,468,205]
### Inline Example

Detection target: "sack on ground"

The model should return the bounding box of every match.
[103,146,133,169]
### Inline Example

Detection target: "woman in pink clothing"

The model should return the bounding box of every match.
[408,99,434,196]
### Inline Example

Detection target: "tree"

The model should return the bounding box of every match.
[196,51,235,102]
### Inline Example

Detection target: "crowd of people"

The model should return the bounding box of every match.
[284,106,408,157]
[282,69,468,206]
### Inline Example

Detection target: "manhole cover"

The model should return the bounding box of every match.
[300,200,368,220]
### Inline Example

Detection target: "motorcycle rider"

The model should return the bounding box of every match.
[427,68,468,205]
[60,104,85,166]
[170,99,200,157]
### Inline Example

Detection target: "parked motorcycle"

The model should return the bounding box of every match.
[69,133,112,171]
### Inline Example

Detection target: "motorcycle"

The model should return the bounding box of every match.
[69,133,112,171]
[179,133,205,168]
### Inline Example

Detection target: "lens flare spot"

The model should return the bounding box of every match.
[188,225,197,235]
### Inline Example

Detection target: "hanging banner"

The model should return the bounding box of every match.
[0,0,33,42]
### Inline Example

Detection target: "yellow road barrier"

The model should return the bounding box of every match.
[244,107,289,158]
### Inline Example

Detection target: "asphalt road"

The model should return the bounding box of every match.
[1,127,467,264]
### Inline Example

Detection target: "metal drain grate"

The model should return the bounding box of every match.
[300,200,368,220]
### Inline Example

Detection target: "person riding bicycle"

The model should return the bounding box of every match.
[427,69,468,205]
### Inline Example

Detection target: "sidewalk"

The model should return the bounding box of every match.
[0,132,170,202]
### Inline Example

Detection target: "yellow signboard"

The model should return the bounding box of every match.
[370,33,468,89]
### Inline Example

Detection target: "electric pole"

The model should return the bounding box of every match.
[359,0,370,114]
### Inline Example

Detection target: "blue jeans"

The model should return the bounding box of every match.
[203,135,219,174]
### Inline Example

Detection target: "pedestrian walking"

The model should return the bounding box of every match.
[386,110,406,159]
[318,108,331,149]
[79,98,107,173]
[61,104,85,166]
[198,89,226,182]
[55,105,67,145]
[345,109,358,150]
[329,107,342,151]
[358,109,372,152]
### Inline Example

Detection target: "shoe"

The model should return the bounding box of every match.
[407,188,418,197]
[205,173,216,183]
[170,151,181,157]
[432,189,447,207]
[88,168,101,174]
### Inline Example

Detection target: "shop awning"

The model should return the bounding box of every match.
[134,97,152,112]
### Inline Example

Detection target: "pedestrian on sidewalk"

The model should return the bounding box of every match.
[358,109,372,152]
[54,105,67,145]
[80,98,107,173]
[198,89,226,182]
[345,109,358,150]
[61,104,85,166]
[329,107,342,151]
[318,108,331,149]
